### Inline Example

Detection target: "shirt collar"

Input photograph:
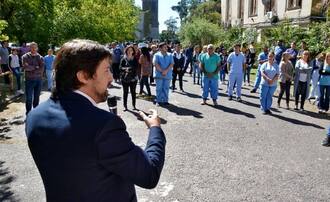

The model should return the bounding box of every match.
[73,90,97,107]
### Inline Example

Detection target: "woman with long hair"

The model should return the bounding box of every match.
[308,52,325,102]
[293,50,312,111]
[318,52,330,114]
[277,52,294,109]
[120,45,138,111]
[259,51,279,114]
[138,47,152,97]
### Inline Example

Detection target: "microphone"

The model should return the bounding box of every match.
[107,95,117,115]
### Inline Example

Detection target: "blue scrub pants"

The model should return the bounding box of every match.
[155,78,170,103]
[46,69,53,90]
[228,73,243,98]
[253,67,262,90]
[260,84,277,112]
[202,77,218,100]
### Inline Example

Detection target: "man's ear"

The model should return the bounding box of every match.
[76,70,89,84]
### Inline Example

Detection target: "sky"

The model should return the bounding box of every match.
[134,0,181,32]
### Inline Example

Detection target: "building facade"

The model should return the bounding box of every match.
[136,0,159,40]
[221,0,329,29]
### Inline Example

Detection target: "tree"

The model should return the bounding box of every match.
[164,17,179,33]
[160,17,179,42]
[0,20,8,41]
[171,0,190,23]
[187,0,221,25]
[0,0,140,53]
[179,18,221,46]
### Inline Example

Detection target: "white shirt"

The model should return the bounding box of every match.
[9,54,20,68]
[173,51,182,59]
[74,90,97,107]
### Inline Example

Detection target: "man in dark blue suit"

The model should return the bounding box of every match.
[25,39,166,202]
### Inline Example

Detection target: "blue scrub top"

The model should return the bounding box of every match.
[260,62,279,87]
[319,65,330,86]
[227,52,245,74]
[153,51,174,79]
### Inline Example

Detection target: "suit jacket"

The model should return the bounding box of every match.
[25,92,166,202]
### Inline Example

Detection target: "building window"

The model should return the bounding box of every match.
[265,0,276,12]
[238,0,244,18]
[287,0,302,10]
[249,0,257,16]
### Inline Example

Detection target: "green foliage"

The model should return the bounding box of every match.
[261,20,330,55]
[160,17,179,42]
[0,0,140,53]
[0,20,8,41]
[179,18,221,47]
[187,0,221,25]
[171,0,190,23]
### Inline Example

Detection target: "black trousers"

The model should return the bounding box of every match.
[112,63,120,80]
[278,81,291,104]
[172,71,184,90]
[122,81,137,108]
[1,64,10,84]
[184,59,193,74]
[295,81,307,109]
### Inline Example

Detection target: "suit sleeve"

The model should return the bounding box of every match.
[95,117,166,189]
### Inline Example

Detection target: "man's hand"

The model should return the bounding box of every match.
[161,70,167,76]
[139,109,161,128]
[267,78,273,85]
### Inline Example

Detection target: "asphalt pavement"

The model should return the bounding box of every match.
[0,75,329,202]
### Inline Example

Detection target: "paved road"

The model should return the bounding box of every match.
[0,75,329,202]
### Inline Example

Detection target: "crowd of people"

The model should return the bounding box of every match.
[109,40,330,146]
[0,39,329,146]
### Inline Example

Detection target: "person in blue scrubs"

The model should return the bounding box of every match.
[259,51,279,114]
[153,42,174,105]
[251,46,269,93]
[227,44,245,102]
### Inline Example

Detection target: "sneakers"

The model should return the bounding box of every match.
[201,100,207,105]
[322,136,330,147]
[17,90,24,95]
[212,100,218,106]
[237,97,242,102]
[319,109,327,114]
[228,96,233,101]
[262,110,272,115]
[286,103,290,109]
[294,105,299,110]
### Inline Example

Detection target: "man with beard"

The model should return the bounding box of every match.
[25,39,166,202]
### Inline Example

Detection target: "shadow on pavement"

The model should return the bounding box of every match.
[213,104,256,118]
[0,161,18,202]
[175,91,200,99]
[270,113,325,129]
[241,100,281,113]
[241,92,260,100]
[161,103,203,118]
